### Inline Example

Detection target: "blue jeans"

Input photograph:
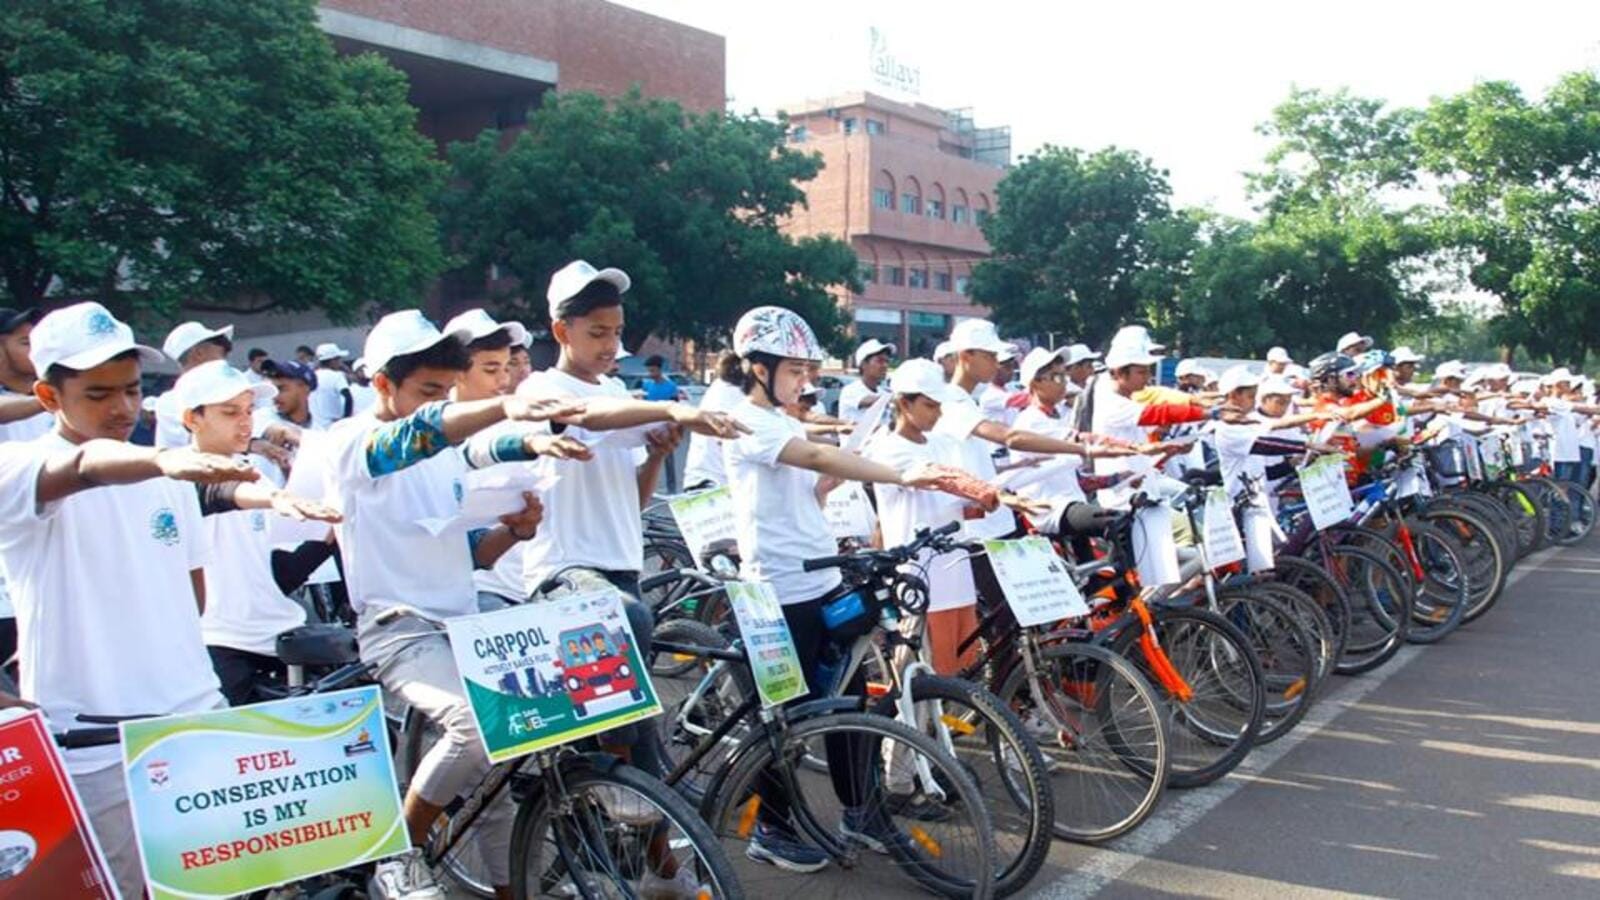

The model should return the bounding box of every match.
[1581,447,1594,489]
[1554,460,1582,484]
[587,570,664,776]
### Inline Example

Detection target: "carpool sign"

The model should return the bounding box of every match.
[448,590,661,764]
[118,686,407,899]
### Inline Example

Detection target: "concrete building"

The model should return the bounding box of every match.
[781,91,1010,359]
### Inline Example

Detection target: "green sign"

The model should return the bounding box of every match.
[724,581,807,708]
[448,591,662,764]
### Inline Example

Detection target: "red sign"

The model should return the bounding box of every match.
[0,711,115,899]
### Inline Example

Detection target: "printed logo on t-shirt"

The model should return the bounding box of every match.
[251,510,266,532]
[150,507,180,546]
[453,479,464,505]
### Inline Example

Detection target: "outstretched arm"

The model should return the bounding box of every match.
[34,443,258,506]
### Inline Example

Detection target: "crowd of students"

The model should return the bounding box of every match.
[0,274,1594,899]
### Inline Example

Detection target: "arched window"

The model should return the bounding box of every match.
[934,264,954,293]
[975,192,992,227]
[859,246,879,287]
[900,176,922,216]
[885,247,906,287]
[927,182,946,220]
[951,188,971,225]
[908,251,929,289]
[872,169,896,211]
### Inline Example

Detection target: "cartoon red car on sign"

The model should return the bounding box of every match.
[555,625,642,717]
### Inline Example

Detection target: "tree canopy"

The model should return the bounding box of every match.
[0,0,447,326]
[436,91,859,352]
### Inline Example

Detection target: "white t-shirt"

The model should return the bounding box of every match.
[724,401,841,604]
[682,379,746,488]
[309,368,351,425]
[979,384,1018,427]
[1011,404,1087,525]
[200,506,307,654]
[322,412,476,622]
[348,383,378,417]
[0,434,221,773]
[153,389,191,448]
[866,431,976,611]
[931,388,1014,540]
[0,390,52,619]
[1213,421,1271,509]
[517,368,649,592]
[837,378,884,427]
[1089,378,1159,507]
[1547,400,1582,463]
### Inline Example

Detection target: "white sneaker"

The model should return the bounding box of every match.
[592,784,663,826]
[368,848,446,900]
[640,866,710,899]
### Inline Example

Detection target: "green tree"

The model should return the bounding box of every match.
[969,146,1185,347]
[436,91,858,352]
[1415,73,1600,367]
[0,0,446,325]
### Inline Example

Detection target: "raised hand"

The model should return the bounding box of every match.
[670,405,750,439]
[155,448,261,485]
[1000,491,1052,517]
[645,424,686,460]
[268,492,343,523]
[499,491,545,540]
[525,432,593,461]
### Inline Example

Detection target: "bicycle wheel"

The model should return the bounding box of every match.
[997,639,1168,843]
[1323,545,1411,675]
[1528,477,1575,546]
[873,674,1052,897]
[703,711,997,899]
[1403,520,1469,643]
[1553,480,1596,545]
[510,755,743,899]
[397,707,503,898]
[1216,587,1319,745]
[1487,481,1545,557]
[647,619,748,805]
[1105,606,1264,789]
[1263,558,1351,673]
[1420,505,1507,623]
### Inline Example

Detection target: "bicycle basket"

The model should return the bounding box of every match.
[1425,439,1468,479]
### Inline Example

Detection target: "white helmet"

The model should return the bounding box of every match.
[732,306,824,361]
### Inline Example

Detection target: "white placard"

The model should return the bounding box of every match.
[1298,457,1354,531]
[842,391,892,455]
[1201,488,1246,568]
[825,482,878,539]
[1242,506,1276,572]
[723,581,808,708]
[980,536,1090,627]
[666,486,738,569]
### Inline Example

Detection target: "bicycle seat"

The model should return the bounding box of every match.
[276,623,359,667]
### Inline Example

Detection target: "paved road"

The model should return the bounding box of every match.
[1029,536,1600,899]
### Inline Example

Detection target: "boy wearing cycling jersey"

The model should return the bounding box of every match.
[323,310,589,900]
[0,302,262,899]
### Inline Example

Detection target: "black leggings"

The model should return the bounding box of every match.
[208,645,287,706]
[755,594,870,828]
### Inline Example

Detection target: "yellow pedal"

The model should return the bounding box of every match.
[909,825,943,858]
[736,795,760,839]
[1284,678,1306,701]
[940,714,976,736]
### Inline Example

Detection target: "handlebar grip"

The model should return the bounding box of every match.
[930,520,961,538]
[56,727,122,749]
[802,554,851,572]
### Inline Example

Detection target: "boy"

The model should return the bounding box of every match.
[155,320,235,447]
[174,360,344,704]
[0,302,260,898]
[322,309,587,900]
[0,306,51,680]
[837,338,894,428]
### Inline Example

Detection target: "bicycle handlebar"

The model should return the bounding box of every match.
[801,520,961,573]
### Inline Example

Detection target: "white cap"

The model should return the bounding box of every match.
[1019,346,1068,384]
[889,358,966,402]
[1542,366,1574,386]
[853,338,897,366]
[1219,364,1260,395]
[30,302,162,375]
[947,319,1010,355]
[1266,346,1292,364]
[1062,343,1101,365]
[315,342,350,362]
[162,321,234,363]
[932,340,956,362]
[1337,331,1372,353]
[363,310,473,376]
[444,308,529,349]
[997,343,1020,364]
[1391,346,1425,365]
[1512,378,1539,396]
[1285,364,1310,382]
[1436,360,1468,381]
[352,357,368,375]
[1104,327,1162,370]
[172,359,275,410]
[547,260,631,319]
[1175,359,1207,379]
[1258,374,1296,397]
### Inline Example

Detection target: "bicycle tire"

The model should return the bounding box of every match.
[872,674,1052,897]
[1248,578,1337,689]
[509,755,744,900]
[1268,556,1353,669]
[1487,481,1545,557]
[1215,587,1320,745]
[1104,605,1264,789]
[1402,519,1470,643]
[1418,505,1507,623]
[1553,480,1596,545]
[1320,545,1411,674]
[703,711,998,899]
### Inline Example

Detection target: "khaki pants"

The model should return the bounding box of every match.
[73,763,143,899]
[359,610,515,885]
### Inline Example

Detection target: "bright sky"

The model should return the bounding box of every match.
[614,0,1600,217]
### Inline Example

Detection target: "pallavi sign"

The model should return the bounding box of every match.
[868,27,921,97]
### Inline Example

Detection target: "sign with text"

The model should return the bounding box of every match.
[667,486,738,570]
[724,582,807,708]
[826,482,879,539]
[448,592,661,764]
[119,687,407,899]
[0,710,115,899]
[1298,457,1355,531]
[1201,488,1246,567]
[981,536,1090,627]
